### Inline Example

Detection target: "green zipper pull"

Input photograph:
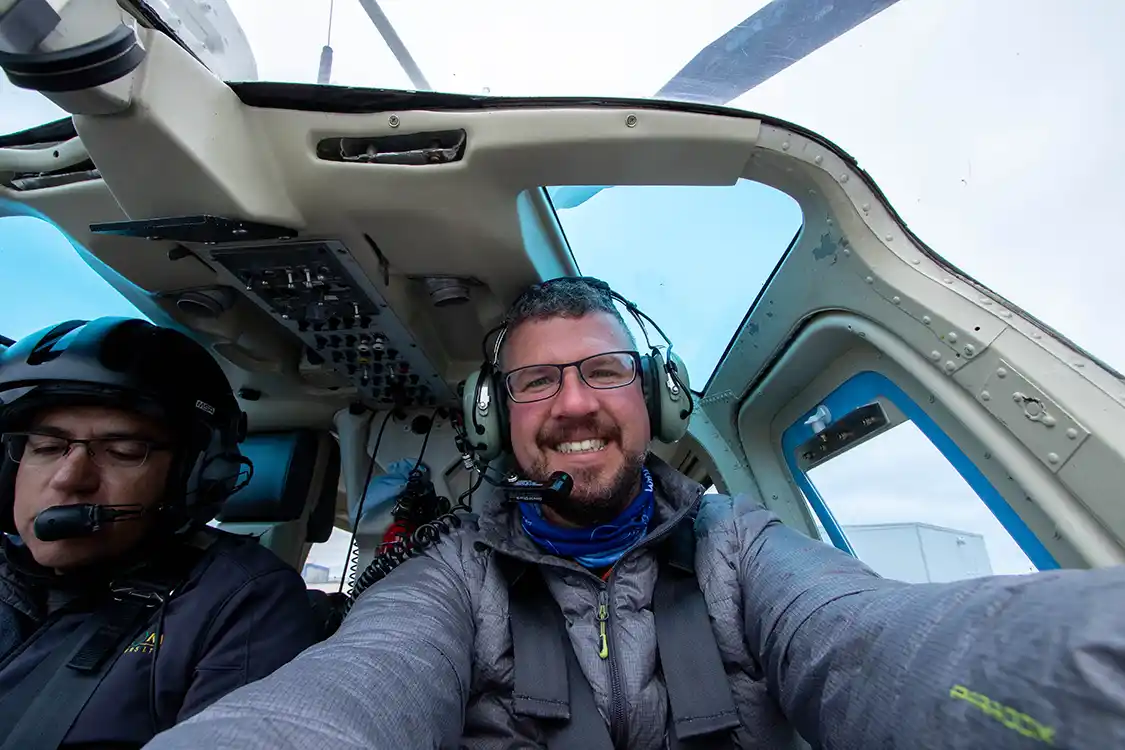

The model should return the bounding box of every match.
[597,589,610,659]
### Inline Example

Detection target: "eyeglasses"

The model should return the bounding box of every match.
[505,351,640,404]
[2,431,173,469]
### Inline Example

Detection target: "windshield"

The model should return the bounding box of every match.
[133,0,1125,380]
[194,0,784,95]
[550,182,802,383]
[0,80,69,137]
[0,216,146,343]
[2,0,1122,380]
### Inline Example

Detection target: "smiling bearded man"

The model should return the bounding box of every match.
[499,278,651,528]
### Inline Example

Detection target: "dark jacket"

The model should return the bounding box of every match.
[144,456,1125,749]
[0,526,319,748]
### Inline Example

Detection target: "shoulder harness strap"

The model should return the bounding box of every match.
[499,507,739,750]
[655,510,740,749]
[496,555,614,750]
[0,536,209,750]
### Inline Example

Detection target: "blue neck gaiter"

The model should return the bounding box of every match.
[519,467,655,569]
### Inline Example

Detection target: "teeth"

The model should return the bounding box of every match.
[555,439,606,454]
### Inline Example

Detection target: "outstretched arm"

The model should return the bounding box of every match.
[726,494,1125,749]
[146,543,476,750]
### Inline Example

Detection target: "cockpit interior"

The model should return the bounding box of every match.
[2,0,1124,646]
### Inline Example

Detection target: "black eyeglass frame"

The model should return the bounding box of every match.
[503,350,642,404]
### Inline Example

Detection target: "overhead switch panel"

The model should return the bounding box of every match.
[205,239,452,408]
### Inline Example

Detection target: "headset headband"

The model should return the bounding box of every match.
[486,276,678,371]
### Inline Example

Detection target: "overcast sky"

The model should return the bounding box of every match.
[2,0,1120,578]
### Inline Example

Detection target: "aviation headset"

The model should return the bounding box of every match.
[461,277,693,462]
[0,317,251,535]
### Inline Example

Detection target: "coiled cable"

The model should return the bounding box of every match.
[345,469,484,614]
[340,408,445,612]
[338,409,394,596]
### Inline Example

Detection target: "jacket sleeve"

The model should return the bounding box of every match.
[146,538,475,750]
[726,493,1125,750]
[177,567,321,722]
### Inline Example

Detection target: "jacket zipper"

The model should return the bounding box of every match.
[492,485,705,747]
[593,487,704,749]
[596,588,610,659]
[599,580,627,748]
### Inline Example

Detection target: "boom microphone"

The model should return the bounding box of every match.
[500,472,573,506]
[33,504,147,542]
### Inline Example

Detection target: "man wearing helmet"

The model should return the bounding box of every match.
[0,317,318,748]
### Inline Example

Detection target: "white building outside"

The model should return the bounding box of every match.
[843,522,994,583]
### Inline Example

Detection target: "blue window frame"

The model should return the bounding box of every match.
[782,370,1059,572]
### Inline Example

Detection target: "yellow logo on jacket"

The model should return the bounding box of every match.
[949,684,1055,745]
[124,628,164,655]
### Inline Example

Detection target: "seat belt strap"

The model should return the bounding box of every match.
[551,620,614,750]
[499,558,614,750]
[0,613,95,737]
[499,504,739,750]
[67,596,152,672]
[0,596,156,750]
[0,537,208,750]
[656,514,740,748]
[508,568,569,721]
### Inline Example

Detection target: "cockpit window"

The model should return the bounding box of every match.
[725,3,1125,374]
[548,181,802,387]
[120,0,1119,378]
[0,80,69,136]
[0,216,147,340]
[304,527,354,591]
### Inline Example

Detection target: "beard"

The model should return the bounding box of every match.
[519,416,648,527]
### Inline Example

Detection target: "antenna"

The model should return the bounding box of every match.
[356,0,431,90]
[317,0,335,85]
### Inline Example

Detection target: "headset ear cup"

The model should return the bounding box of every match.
[183,425,245,525]
[651,350,691,444]
[493,371,511,455]
[0,457,18,535]
[638,353,660,438]
[462,367,505,462]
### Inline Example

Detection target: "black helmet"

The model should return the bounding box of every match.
[0,317,248,534]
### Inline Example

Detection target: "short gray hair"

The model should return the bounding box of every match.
[497,276,636,366]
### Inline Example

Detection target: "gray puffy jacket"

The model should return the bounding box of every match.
[146,456,1125,749]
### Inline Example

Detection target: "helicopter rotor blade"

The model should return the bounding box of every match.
[656,0,902,105]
